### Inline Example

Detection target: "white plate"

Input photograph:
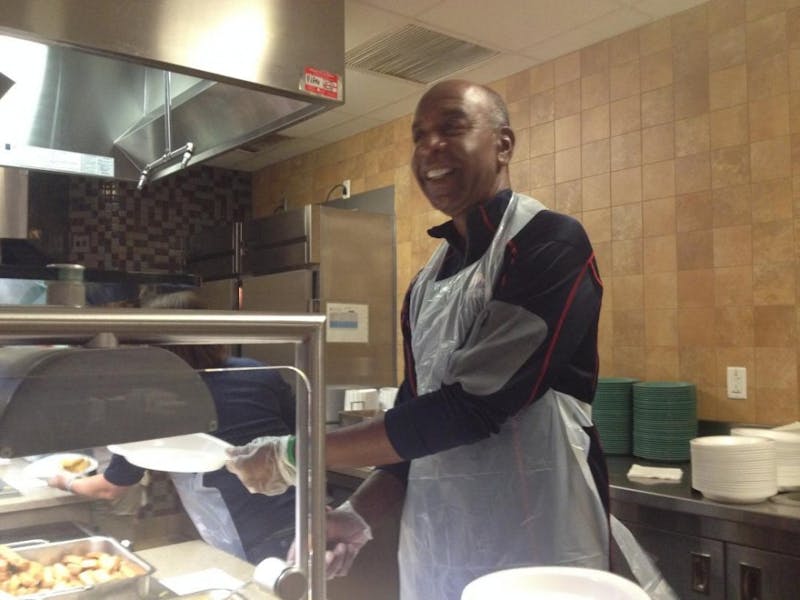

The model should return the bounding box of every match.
[108,433,231,473]
[731,428,800,445]
[22,453,98,479]
[699,489,776,504]
[461,567,650,600]
[691,435,774,449]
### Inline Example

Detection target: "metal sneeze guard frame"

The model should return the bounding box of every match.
[0,305,327,600]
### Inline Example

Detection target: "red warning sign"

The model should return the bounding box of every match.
[302,67,341,100]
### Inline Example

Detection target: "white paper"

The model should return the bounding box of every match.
[159,568,244,595]
[627,464,683,481]
[326,302,369,343]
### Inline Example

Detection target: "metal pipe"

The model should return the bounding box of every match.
[136,71,193,189]
[163,71,172,155]
[309,325,327,600]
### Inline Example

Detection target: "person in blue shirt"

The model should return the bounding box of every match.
[49,290,297,564]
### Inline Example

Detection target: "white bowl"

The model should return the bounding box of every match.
[108,433,231,473]
[461,567,649,600]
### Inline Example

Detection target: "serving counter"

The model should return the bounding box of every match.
[138,540,278,599]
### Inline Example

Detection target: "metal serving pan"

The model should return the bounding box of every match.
[0,536,154,599]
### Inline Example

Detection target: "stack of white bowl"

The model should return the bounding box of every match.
[690,436,777,504]
[731,428,800,491]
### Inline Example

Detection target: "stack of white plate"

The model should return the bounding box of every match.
[731,428,800,491]
[690,436,777,504]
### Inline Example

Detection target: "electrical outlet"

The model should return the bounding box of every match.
[726,366,747,399]
[342,179,351,199]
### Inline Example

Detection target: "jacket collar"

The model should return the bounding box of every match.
[427,189,513,271]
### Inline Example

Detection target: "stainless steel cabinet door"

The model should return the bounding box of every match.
[726,543,800,600]
[612,520,725,599]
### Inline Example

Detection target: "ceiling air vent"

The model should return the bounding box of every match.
[345,24,498,84]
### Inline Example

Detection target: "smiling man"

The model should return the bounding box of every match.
[226,79,610,600]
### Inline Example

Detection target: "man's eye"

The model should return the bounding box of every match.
[443,122,468,136]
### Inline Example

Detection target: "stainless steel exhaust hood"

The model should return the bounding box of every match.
[0,0,344,184]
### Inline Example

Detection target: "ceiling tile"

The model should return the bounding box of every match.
[345,1,411,50]
[417,0,623,52]
[353,0,444,18]
[363,93,421,121]
[339,68,423,115]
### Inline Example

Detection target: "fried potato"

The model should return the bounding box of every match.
[0,544,143,597]
[60,456,91,474]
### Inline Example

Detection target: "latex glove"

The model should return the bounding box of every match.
[225,435,296,496]
[47,472,78,492]
[289,501,373,579]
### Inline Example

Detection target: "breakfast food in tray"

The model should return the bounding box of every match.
[59,456,91,474]
[0,543,145,596]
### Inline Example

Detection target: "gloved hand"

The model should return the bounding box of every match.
[225,435,296,496]
[47,472,79,493]
[288,500,373,579]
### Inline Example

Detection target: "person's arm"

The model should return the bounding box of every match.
[49,453,145,499]
[274,373,297,433]
[348,468,406,529]
[49,472,131,500]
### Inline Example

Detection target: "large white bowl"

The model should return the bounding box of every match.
[108,433,231,473]
[461,567,649,600]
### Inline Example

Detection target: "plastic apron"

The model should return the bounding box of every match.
[171,472,247,560]
[400,193,609,600]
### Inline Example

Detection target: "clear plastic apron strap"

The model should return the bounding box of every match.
[610,515,679,600]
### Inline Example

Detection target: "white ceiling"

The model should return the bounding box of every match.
[209,0,707,172]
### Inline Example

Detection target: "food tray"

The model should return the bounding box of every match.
[0,536,154,599]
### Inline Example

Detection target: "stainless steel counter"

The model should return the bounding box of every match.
[607,456,800,534]
[138,540,278,599]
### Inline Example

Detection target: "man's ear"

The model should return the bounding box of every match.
[497,126,514,165]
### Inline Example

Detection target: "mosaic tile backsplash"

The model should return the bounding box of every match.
[66,165,251,272]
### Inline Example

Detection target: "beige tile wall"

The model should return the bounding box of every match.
[252,0,800,425]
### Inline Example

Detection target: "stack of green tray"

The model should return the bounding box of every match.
[633,381,697,462]
[593,377,639,455]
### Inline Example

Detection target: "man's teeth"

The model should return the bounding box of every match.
[426,168,452,180]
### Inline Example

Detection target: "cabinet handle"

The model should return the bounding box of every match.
[690,552,711,594]
[740,563,762,600]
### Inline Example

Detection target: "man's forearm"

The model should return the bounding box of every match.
[348,468,406,529]
[326,414,404,468]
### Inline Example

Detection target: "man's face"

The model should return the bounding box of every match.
[411,82,511,222]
